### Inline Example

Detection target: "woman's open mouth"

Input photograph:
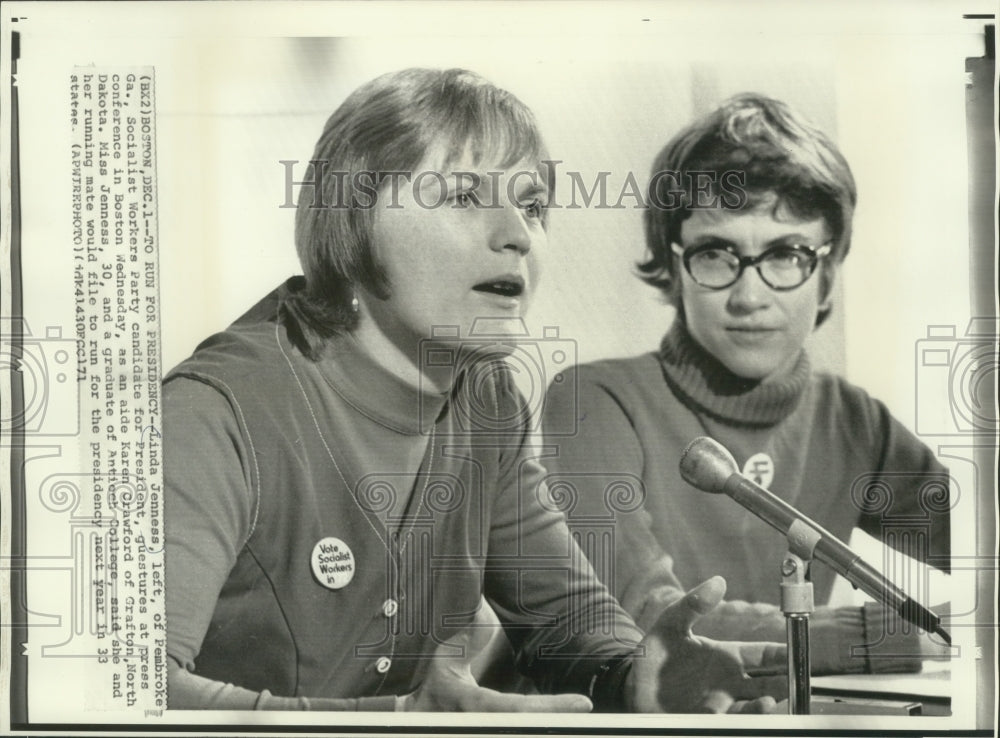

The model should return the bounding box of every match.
[472,278,524,298]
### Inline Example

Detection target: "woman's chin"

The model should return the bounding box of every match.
[718,355,783,383]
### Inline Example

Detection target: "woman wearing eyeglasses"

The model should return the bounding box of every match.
[542,93,950,676]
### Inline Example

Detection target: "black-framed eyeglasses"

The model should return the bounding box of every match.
[671,241,832,291]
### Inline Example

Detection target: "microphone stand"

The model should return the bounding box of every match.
[781,520,823,714]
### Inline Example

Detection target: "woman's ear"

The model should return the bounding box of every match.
[814,263,839,328]
[819,261,840,306]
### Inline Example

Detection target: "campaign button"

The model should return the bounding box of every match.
[743,452,775,489]
[311,537,355,590]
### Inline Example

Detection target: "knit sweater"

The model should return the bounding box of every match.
[542,322,950,674]
[164,279,641,710]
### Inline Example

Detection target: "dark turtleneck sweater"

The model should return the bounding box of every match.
[543,321,950,674]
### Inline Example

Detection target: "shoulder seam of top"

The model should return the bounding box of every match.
[210,376,263,543]
[169,370,262,544]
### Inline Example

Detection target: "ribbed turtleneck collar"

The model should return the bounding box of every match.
[658,321,811,426]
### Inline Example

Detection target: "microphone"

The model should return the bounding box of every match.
[679,436,951,645]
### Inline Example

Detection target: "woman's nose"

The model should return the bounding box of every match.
[727,266,771,311]
[489,205,533,255]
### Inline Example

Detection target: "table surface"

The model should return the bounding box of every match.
[810,661,950,715]
[812,660,950,700]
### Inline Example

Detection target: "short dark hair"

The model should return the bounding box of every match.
[638,93,857,327]
[289,67,550,345]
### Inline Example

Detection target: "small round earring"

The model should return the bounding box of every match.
[350,295,359,313]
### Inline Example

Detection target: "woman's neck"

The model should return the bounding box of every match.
[350,313,454,395]
[659,321,811,426]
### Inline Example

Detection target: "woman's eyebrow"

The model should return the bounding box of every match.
[414,172,447,191]
[683,233,819,250]
[516,182,550,202]
[762,233,818,247]
[684,234,738,248]
[448,171,485,191]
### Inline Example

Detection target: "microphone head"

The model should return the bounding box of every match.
[679,437,739,493]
